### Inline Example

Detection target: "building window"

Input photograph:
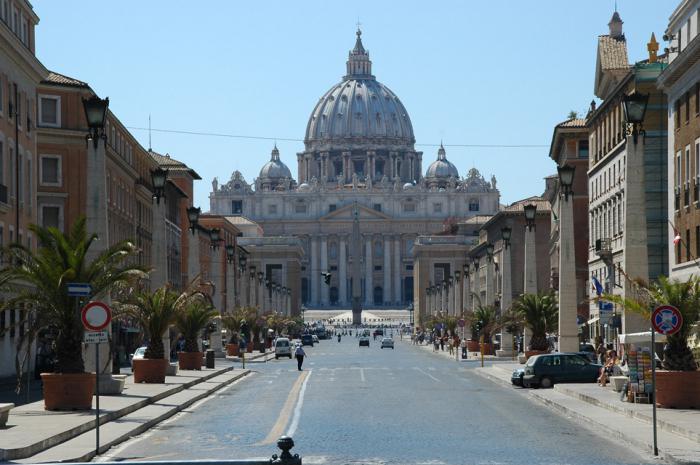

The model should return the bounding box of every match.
[578,140,589,158]
[40,155,61,186]
[695,82,700,115]
[675,99,681,129]
[433,203,442,213]
[231,200,242,215]
[687,229,692,262]
[373,203,382,212]
[329,204,336,212]
[403,203,415,213]
[267,204,277,214]
[686,92,691,124]
[468,198,479,211]
[374,241,382,257]
[374,265,382,271]
[295,204,307,213]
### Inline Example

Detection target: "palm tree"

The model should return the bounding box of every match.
[116,284,189,359]
[175,296,218,353]
[512,292,558,351]
[605,275,700,371]
[468,305,498,343]
[0,218,146,375]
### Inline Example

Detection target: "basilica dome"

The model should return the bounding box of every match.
[259,145,292,180]
[304,29,415,151]
[425,144,458,179]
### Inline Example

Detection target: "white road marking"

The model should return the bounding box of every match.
[286,369,312,437]
[360,368,366,382]
[414,367,440,382]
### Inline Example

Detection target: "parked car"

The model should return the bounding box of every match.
[129,346,146,367]
[301,334,314,346]
[380,337,394,349]
[274,338,292,359]
[312,335,319,343]
[523,353,602,388]
[511,368,525,386]
[359,336,370,347]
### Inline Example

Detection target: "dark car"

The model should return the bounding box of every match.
[301,334,314,346]
[578,343,598,362]
[511,368,524,386]
[373,329,384,337]
[523,353,602,388]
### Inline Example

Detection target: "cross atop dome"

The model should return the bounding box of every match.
[346,27,374,79]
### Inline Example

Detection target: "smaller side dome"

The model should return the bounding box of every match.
[425,143,459,179]
[259,145,292,180]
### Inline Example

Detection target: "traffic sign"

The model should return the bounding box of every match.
[81,301,112,332]
[651,304,683,336]
[67,283,92,297]
[458,319,465,328]
[84,330,108,344]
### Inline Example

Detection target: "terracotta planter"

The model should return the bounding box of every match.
[655,370,700,409]
[41,372,95,411]
[226,343,239,357]
[467,340,480,352]
[525,350,549,361]
[178,351,203,370]
[132,358,168,383]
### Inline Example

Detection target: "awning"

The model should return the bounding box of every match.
[619,331,667,344]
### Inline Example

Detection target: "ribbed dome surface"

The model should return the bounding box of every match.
[304,29,415,151]
[259,146,292,179]
[425,144,458,178]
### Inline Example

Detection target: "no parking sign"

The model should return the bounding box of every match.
[651,304,682,336]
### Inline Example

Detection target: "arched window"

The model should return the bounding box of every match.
[469,198,480,211]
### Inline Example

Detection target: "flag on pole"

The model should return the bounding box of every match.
[591,276,603,296]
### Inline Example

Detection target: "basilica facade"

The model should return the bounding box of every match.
[209,30,500,309]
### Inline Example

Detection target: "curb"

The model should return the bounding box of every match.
[472,366,700,465]
[54,370,252,463]
[1,365,236,461]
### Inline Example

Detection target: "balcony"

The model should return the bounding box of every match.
[595,238,612,260]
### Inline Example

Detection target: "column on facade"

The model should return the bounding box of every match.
[388,152,397,178]
[208,247,224,356]
[393,236,402,304]
[342,151,351,182]
[310,236,319,306]
[471,261,479,311]
[383,234,392,305]
[297,154,304,184]
[338,235,348,305]
[364,235,373,305]
[150,200,170,362]
[523,223,537,351]
[463,271,471,314]
[320,235,329,306]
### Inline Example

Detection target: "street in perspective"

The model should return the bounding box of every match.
[2,1,700,464]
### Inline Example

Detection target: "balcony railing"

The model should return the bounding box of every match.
[415,236,473,245]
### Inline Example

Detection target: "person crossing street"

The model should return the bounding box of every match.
[294,343,307,371]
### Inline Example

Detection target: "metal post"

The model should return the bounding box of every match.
[651,325,658,456]
[95,341,100,456]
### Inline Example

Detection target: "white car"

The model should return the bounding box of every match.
[129,346,146,366]
[380,337,394,349]
[312,335,319,343]
[274,338,292,359]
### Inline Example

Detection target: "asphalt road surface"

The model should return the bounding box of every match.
[98,334,655,464]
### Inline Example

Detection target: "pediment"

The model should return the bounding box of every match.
[320,203,392,221]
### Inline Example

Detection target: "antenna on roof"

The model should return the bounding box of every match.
[148,114,152,151]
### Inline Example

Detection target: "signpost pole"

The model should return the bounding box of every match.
[95,341,100,457]
[651,324,658,456]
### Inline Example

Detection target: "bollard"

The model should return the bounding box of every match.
[271,435,302,464]
[205,349,215,369]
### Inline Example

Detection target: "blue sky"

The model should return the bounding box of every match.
[34,1,671,208]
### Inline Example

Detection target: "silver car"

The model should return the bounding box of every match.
[380,337,394,349]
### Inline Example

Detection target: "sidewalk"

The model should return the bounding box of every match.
[0,361,253,463]
[402,338,516,363]
[473,363,700,464]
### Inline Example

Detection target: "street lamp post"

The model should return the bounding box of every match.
[621,90,650,334]
[498,226,514,357]
[462,264,470,314]
[225,244,236,312]
[557,164,579,352]
[523,203,538,351]
[455,270,462,320]
[448,276,454,315]
[472,258,480,312]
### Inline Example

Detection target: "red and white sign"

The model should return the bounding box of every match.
[81,301,112,332]
[651,304,683,336]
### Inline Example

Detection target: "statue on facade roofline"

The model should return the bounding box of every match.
[491,174,497,190]
[337,172,345,189]
[212,177,218,192]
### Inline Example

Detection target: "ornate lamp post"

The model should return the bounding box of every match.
[448,275,454,315]
[622,90,649,144]
[485,243,495,307]
[454,270,462,320]
[523,204,538,351]
[150,167,168,204]
[187,206,201,235]
[82,95,109,149]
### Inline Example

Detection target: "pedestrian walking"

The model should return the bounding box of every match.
[440,336,445,351]
[294,344,307,371]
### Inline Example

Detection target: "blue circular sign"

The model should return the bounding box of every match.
[652,305,683,336]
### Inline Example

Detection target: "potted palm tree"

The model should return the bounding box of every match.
[0,218,145,410]
[606,276,700,408]
[468,305,498,355]
[116,284,186,383]
[175,296,218,370]
[221,307,246,356]
[512,292,558,360]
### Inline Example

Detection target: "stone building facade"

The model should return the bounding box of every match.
[209,30,500,308]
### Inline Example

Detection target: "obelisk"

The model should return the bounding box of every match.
[351,201,362,325]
